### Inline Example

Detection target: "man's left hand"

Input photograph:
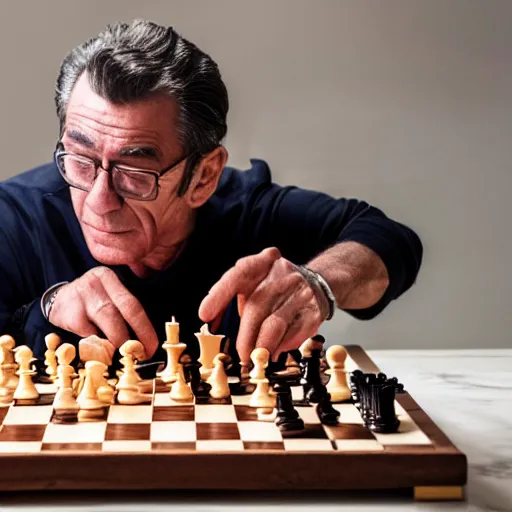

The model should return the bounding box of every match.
[198,247,329,364]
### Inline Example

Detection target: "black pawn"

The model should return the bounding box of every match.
[316,392,340,426]
[274,381,304,431]
[182,356,211,402]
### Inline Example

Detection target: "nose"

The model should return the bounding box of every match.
[84,169,123,215]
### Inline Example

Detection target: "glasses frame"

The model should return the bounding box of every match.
[53,142,188,201]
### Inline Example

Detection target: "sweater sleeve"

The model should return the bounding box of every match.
[237,160,423,319]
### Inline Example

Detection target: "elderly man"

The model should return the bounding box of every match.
[0,20,421,368]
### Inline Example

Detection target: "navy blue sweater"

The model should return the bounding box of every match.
[0,159,422,362]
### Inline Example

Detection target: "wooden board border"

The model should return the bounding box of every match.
[0,345,467,492]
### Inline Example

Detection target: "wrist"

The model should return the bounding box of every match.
[297,266,338,320]
[40,282,68,322]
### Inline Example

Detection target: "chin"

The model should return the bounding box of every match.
[85,236,146,267]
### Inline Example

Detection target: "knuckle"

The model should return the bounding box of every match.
[91,300,116,318]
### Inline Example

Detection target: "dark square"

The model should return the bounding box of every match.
[152,406,194,421]
[243,441,285,450]
[41,443,102,451]
[154,380,169,394]
[105,423,151,441]
[0,425,46,442]
[234,405,259,422]
[281,424,328,440]
[325,424,375,440]
[0,407,9,424]
[196,423,240,441]
[151,442,196,451]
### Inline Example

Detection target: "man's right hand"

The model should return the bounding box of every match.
[49,267,158,358]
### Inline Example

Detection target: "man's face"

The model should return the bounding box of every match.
[62,73,190,269]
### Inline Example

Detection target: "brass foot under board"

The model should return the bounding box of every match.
[414,486,464,501]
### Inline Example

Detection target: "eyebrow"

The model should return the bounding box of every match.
[119,146,159,160]
[65,129,160,161]
[66,129,96,149]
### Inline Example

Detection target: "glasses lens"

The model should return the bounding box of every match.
[112,168,157,200]
[58,155,96,189]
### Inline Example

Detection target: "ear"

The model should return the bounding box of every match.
[185,146,228,208]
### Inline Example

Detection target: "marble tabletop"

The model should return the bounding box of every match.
[1,349,510,512]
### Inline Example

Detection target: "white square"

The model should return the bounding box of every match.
[374,415,431,445]
[153,393,194,407]
[291,385,304,402]
[150,421,196,442]
[196,440,244,452]
[107,405,152,424]
[335,439,384,451]
[283,439,334,451]
[237,421,282,442]
[194,405,237,423]
[35,383,58,394]
[102,440,152,452]
[333,404,364,424]
[296,406,321,424]
[0,441,42,453]
[3,405,53,425]
[42,421,107,444]
[230,394,251,406]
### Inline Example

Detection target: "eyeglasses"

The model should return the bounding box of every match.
[53,143,188,201]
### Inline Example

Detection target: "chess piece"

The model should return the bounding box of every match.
[209,353,230,399]
[158,332,187,384]
[274,381,304,431]
[299,336,325,403]
[53,344,79,423]
[77,361,108,421]
[325,345,351,402]
[78,335,115,366]
[169,365,193,401]
[195,323,224,380]
[12,346,39,404]
[116,340,152,404]
[44,333,61,382]
[249,347,275,408]
[0,335,19,396]
[181,354,211,402]
[249,347,269,381]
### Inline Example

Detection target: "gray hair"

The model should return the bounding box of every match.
[55,19,229,195]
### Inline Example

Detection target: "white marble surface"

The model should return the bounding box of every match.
[2,349,511,512]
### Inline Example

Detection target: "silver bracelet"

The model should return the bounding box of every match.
[298,266,337,320]
[40,281,69,321]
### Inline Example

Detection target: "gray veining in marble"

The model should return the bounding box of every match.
[1,349,511,512]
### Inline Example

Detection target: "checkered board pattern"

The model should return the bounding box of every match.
[0,359,431,454]
[0,345,467,496]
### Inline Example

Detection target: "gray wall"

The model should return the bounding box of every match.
[0,0,510,349]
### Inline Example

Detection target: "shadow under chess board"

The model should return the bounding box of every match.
[0,345,467,501]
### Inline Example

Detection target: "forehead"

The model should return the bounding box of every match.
[64,73,180,152]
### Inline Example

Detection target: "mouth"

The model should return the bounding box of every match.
[83,222,131,235]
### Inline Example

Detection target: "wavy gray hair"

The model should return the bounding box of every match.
[55,19,229,195]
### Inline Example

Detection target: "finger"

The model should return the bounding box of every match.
[198,247,281,322]
[81,277,131,349]
[235,271,304,363]
[91,268,159,356]
[256,287,323,362]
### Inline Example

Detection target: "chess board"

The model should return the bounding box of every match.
[0,345,467,500]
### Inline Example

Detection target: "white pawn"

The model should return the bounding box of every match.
[209,353,230,399]
[12,346,39,403]
[44,333,61,381]
[325,345,351,402]
[249,380,275,409]
[169,366,193,401]
[249,347,269,382]
[53,351,79,423]
[116,340,152,405]
[248,347,275,409]
[77,361,107,421]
